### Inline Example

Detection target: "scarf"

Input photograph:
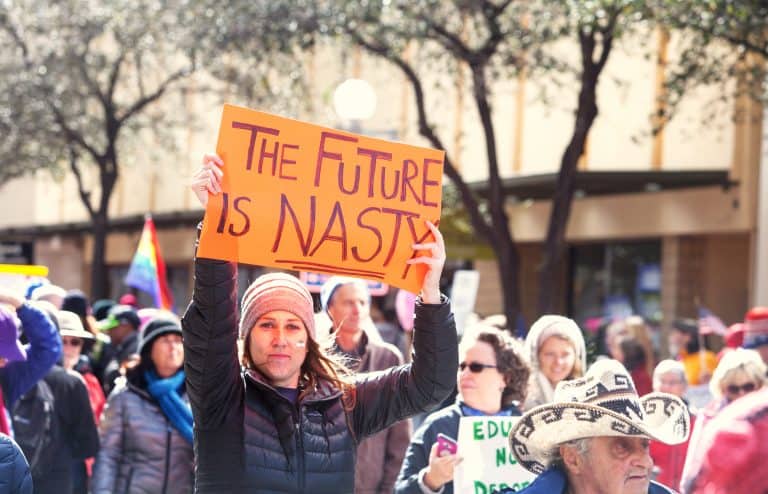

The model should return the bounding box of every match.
[144,370,193,444]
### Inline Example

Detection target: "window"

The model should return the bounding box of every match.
[569,241,661,327]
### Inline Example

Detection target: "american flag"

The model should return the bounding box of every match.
[698,306,727,336]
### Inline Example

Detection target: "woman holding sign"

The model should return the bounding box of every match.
[395,325,530,494]
[183,154,458,494]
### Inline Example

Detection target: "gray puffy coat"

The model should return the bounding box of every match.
[92,373,194,494]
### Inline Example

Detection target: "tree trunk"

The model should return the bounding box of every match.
[537,67,600,315]
[90,212,109,299]
[537,26,615,316]
[496,232,522,335]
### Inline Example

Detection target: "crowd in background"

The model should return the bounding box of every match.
[1,268,767,493]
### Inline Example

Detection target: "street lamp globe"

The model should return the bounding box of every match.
[333,78,377,123]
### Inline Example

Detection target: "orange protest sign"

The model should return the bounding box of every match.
[197,104,444,294]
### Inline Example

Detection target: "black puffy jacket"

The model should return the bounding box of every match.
[181,258,458,494]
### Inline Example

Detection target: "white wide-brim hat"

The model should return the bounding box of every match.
[509,359,690,475]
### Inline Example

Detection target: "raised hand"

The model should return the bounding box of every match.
[190,153,224,207]
[406,220,446,304]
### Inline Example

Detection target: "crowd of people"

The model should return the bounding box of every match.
[0,154,764,493]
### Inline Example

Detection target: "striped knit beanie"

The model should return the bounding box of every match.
[238,272,316,341]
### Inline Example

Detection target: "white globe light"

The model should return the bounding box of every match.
[333,78,377,122]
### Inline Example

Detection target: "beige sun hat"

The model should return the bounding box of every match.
[57,310,95,340]
[509,359,690,475]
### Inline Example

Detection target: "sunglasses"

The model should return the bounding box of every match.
[726,382,757,395]
[62,338,83,347]
[459,361,497,373]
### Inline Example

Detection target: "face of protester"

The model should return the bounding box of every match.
[721,369,762,403]
[61,336,84,370]
[668,329,690,356]
[538,335,576,386]
[564,436,652,494]
[110,322,135,346]
[458,340,505,413]
[248,310,308,388]
[653,371,686,398]
[0,357,6,368]
[327,283,370,336]
[150,333,184,378]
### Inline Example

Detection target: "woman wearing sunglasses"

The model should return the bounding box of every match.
[395,325,530,494]
[680,348,767,493]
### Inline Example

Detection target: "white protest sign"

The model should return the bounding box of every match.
[450,269,480,336]
[454,416,536,494]
[0,265,49,294]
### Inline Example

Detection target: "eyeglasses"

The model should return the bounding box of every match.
[725,382,757,396]
[62,338,83,347]
[459,361,497,373]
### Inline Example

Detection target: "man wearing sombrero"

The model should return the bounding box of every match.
[501,359,690,494]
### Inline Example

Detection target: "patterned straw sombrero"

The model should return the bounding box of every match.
[509,359,690,475]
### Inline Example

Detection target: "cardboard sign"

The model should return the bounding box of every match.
[197,105,444,294]
[454,416,537,494]
[299,271,389,296]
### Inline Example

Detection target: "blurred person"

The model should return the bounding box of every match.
[741,306,768,365]
[680,348,766,493]
[395,325,529,494]
[716,323,744,362]
[30,284,67,310]
[625,316,657,377]
[322,276,411,494]
[61,291,112,387]
[56,310,106,493]
[90,300,115,323]
[669,318,717,386]
[97,304,141,394]
[118,293,139,309]
[683,386,768,494]
[604,319,630,360]
[0,287,61,415]
[620,337,653,396]
[92,318,193,494]
[181,152,458,493]
[0,432,32,494]
[522,315,586,410]
[12,305,99,494]
[503,359,690,494]
[649,360,695,490]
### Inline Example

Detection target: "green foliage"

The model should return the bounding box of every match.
[650,0,767,122]
[0,0,196,185]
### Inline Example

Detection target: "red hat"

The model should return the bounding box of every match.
[743,307,768,350]
[689,387,768,494]
[725,323,745,348]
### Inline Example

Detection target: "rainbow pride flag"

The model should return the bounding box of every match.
[125,215,174,310]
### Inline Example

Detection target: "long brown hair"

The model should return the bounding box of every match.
[241,332,356,407]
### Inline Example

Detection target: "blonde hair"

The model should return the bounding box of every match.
[709,349,767,399]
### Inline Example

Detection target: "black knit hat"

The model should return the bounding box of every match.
[62,290,90,318]
[138,317,182,355]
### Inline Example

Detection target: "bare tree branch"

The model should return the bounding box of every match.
[68,148,96,218]
[346,27,495,242]
[117,65,190,124]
